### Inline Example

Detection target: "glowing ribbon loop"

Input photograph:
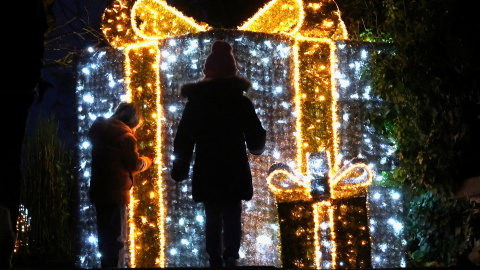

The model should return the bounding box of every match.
[239,0,304,35]
[102,0,140,48]
[267,164,312,202]
[268,153,373,202]
[102,0,348,48]
[102,0,209,48]
[330,161,373,199]
[131,0,209,40]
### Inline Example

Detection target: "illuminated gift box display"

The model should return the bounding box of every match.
[75,0,405,268]
[267,150,375,269]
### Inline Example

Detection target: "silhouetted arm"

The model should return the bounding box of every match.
[171,102,196,181]
[242,97,266,155]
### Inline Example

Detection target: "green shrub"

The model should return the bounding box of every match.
[337,0,480,266]
[15,114,75,267]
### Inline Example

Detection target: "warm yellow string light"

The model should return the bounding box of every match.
[154,47,166,268]
[335,10,349,40]
[331,163,374,199]
[115,0,210,263]
[239,0,305,36]
[268,156,374,201]
[128,193,137,267]
[293,36,339,173]
[124,41,164,267]
[313,202,323,267]
[328,203,336,268]
[292,0,306,35]
[238,0,279,30]
[240,1,345,175]
[266,168,312,201]
[292,40,305,172]
[131,0,209,41]
[124,43,139,268]
[329,40,341,173]
[102,0,209,49]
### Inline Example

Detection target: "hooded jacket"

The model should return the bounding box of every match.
[88,117,150,205]
[171,76,266,202]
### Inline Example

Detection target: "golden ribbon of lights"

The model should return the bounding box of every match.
[101,0,349,267]
[267,151,373,268]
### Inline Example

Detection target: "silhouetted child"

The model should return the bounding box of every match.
[89,102,152,268]
[171,40,266,267]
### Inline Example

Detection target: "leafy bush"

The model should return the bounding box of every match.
[337,0,480,266]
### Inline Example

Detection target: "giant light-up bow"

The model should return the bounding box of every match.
[101,0,350,267]
[267,150,373,268]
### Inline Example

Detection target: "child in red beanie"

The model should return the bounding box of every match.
[171,40,266,267]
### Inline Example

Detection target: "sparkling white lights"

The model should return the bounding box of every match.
[75,47,126,268]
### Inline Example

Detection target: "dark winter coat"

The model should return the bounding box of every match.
[171,76,266,202]
[88,117,150,205]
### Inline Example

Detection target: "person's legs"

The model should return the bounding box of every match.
[95,204,126,268]
[222,201,242,266]
[204,202,223,267]
[118,205,127,268]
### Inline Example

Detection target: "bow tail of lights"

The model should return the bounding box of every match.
[313,201,335,268]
